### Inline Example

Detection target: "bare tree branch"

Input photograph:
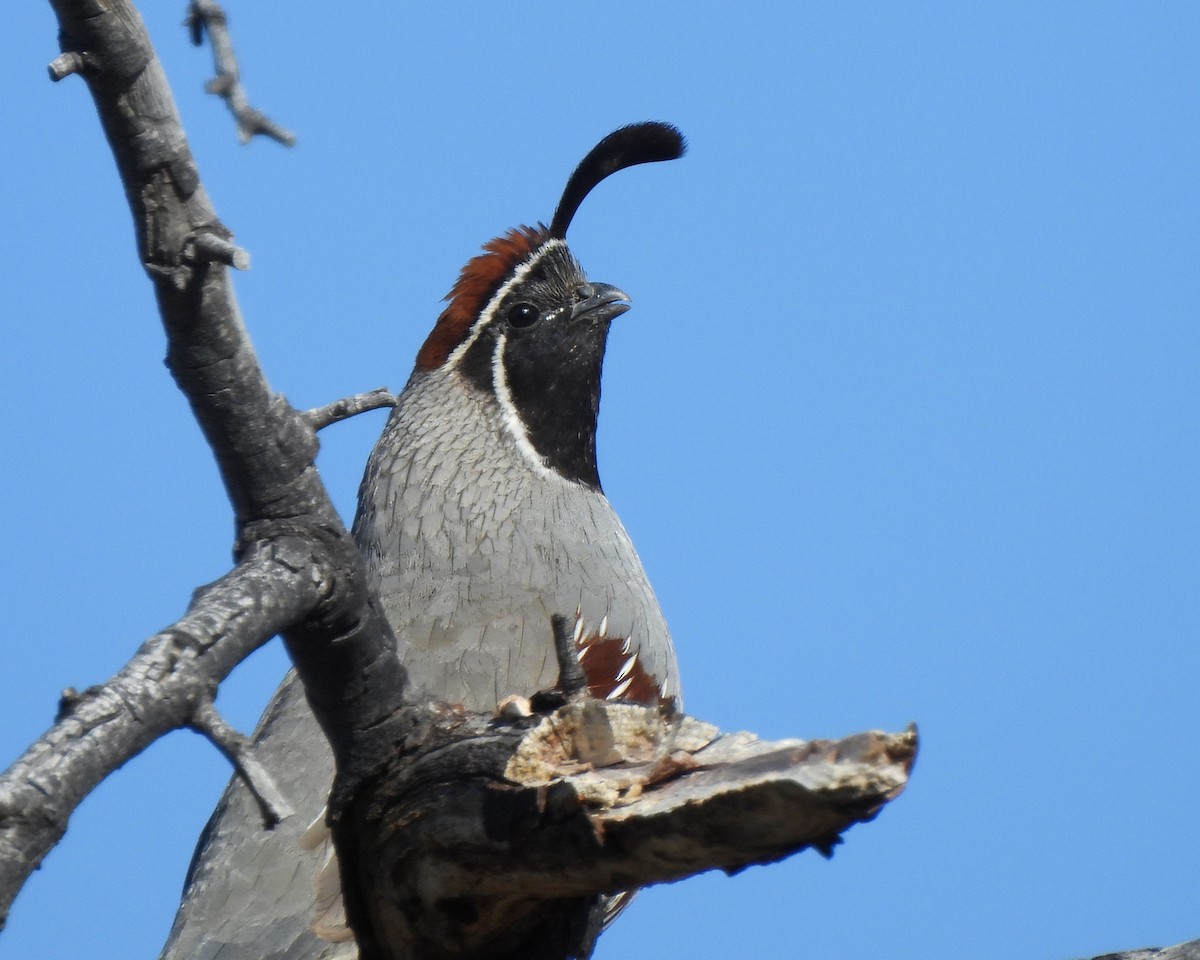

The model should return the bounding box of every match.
[185,0,296,146]
[17,0,408,921]
[0,543,319,926]
[42,0,407,763]
[332,700,917,960]
[305,387,397,432]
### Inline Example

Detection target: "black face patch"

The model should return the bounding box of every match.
[456,244,613,489]
[501,300,611,489]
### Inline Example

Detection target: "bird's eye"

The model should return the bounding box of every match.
[506,303,540,328]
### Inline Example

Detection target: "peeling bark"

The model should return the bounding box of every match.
[330,703,916,960]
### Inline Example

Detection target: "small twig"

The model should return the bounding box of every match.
[304,388,396,431]
[525,612,589,714]
[191,699,294,827]
[551,613,589,700]
[185,0,296,146]
[186,231,250,270]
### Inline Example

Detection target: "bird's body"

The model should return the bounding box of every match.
[160,123,684,960]
[357,361,678,712]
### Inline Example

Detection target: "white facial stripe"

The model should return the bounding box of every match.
[491,329,556,479]
[442,238,566,370]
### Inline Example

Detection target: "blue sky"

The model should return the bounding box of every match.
[3,3,1198,958]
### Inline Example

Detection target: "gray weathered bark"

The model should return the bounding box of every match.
[2,0,407,932]
[333,704,915,960]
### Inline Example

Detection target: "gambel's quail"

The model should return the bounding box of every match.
[160,122,685,960]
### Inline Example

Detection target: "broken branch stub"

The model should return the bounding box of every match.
[330,700,917,960]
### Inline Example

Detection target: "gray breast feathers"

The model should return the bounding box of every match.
[354,367,678,711]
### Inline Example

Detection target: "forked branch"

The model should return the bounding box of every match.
[0,542,321,927]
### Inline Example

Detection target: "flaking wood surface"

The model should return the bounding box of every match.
[334,703,916,960]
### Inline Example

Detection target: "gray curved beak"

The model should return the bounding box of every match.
[570,282,632,323]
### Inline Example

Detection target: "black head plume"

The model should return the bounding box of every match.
[549,122,686,240]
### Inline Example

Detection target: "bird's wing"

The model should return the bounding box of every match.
[157,671,349,960]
